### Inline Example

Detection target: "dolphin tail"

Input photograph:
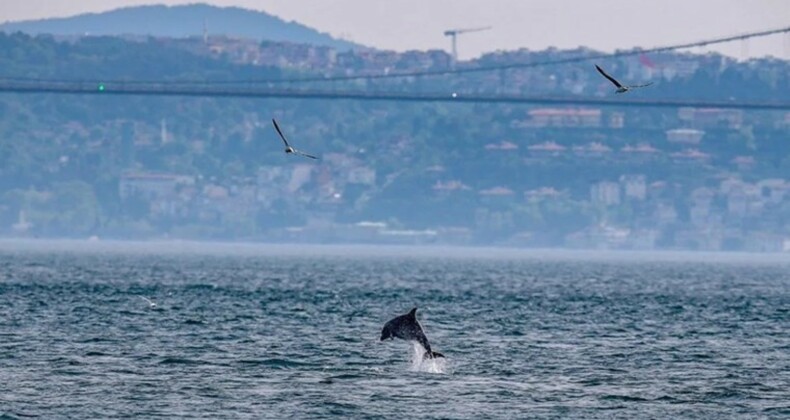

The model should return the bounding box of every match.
[423,351,445,359]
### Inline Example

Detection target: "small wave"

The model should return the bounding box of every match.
[75,337,115,344]
[236,358,308,369]
[600,394,649,402]
[52,369,86,376]
[325,373,365,381]
[652,395,686,404]
[184,284,221,291]
[1,412,39,419]
[109,368,139,375]
[49,357,84,366]
[321,401,360,415]
[118,310,142,316]
[227,314,255,321]
[763,406,790,414]
[159,357,202,365]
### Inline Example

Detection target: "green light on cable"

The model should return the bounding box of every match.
[98,84,105,91]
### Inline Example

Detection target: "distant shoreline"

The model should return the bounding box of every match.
[1,237,788,262]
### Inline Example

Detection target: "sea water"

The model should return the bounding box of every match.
[0,241,788,418]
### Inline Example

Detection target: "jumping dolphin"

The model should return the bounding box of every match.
[595,64,653,93]
[380,307,444,359]
[272,118,318,159]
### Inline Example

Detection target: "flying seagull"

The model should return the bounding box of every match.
[595,64,653,93]
[272,118,318,160]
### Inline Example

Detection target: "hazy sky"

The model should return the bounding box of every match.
[1,0,789,60]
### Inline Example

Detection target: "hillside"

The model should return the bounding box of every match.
[0,33,789,250]
[0,3,362,51]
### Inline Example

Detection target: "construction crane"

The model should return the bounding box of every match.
[443,26,491,64]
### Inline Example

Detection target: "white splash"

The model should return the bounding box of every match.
[408,342,448,374]
[139,295,157,309]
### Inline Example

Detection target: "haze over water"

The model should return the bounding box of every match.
[1,241,788,418]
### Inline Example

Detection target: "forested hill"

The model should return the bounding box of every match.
[0,4,362,51]
[0,32,789,245]
[0,31,284,81]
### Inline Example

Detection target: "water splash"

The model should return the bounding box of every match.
[409,342,448,374]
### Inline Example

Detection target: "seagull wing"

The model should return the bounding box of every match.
[294,149,318,160]
[595,64,623,88]
[628,82,654,89]
[272,118,290,147]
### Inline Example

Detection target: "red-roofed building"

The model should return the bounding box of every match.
[620,175,647,201]
[620,143,660,162]
[119,173,195,200]
[590,181,620,206]
[525,187,562,197]
[528,141,566,156]
[433,180,471,191]
[621,143,659,154]
[525,187,564,201]
[666,128,705,144]
[526,108,602,127]
[485,141,519,151]
[732,156,755,171]
[671,149,710,161]
[678,108,743,129]
[479,186,515,196]
[573,142,612,157]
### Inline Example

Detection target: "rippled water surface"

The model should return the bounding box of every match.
[1,242,789,418]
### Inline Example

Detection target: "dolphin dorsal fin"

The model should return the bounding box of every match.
[408,307,418,318]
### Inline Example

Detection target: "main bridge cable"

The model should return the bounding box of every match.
[1,81,789,110]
